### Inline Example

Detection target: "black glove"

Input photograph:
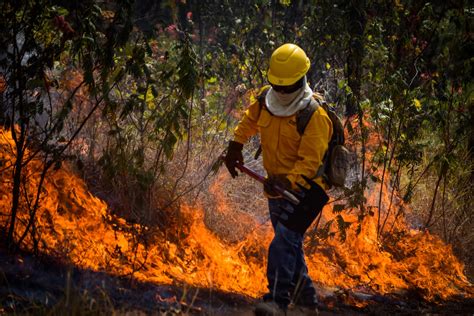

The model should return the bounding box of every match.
[224,141,244,178]
[277,175,329,235]
[264,174,291,197]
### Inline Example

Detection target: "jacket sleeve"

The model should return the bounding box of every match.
[287,108,333,189]
[233,98,261,145]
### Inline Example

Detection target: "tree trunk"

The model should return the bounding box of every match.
[345,0,367,117]
[7,124,25,248]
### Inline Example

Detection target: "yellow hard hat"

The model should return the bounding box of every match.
[267,43,310,86]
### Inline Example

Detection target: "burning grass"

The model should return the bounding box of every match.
[0,127,472,310]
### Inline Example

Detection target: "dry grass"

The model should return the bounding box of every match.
[400,162,474,282]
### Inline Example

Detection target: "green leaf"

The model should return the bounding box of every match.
[163,132,177,159]
[333,204,346,213]
[317,219,334,240]
[207,76,217,84]
[50,6,69,16]
[335,215,352,242]
[211,156,224,175]
[413,98,422,111]
[370,174,380,183]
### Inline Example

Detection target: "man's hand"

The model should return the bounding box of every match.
[264,174,291,197]
[224,141,244,178]
[277,175,329,234]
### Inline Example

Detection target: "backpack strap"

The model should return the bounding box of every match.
[294,98,330,181]
[295,98,320,135]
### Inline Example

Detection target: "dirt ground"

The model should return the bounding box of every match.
[1,246,473,315]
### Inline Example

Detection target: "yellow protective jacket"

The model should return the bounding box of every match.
[233,87,333,190]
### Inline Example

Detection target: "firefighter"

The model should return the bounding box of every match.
[224,43,333,316]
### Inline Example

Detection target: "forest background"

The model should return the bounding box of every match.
[0,0,472,312]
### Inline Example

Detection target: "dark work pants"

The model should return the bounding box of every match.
[265,198,317,308]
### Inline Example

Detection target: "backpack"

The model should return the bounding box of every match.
[256,87,349,188]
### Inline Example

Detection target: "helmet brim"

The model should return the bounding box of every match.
[268,70,304,86]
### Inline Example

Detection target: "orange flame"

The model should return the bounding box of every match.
[0,127,471,303]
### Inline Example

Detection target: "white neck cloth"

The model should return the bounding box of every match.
[265,76,313,117]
